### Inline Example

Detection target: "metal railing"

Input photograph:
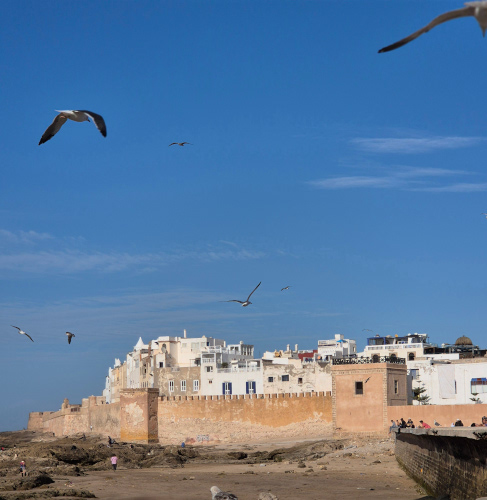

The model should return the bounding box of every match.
[332,356,406,365]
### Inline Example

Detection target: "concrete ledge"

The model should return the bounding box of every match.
[396,427,487,440]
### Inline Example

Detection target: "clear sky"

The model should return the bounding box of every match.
[2,0,487,431]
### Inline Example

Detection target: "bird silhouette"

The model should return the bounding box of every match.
[66,332,75,344]
[168,142,192,146]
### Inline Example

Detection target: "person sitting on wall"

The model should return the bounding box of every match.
[418,420,431,429]
[454,419,464,427]
[389,420,397,433]
[481,416,487,426]
[400,418,407,428]
[406,419,415,428]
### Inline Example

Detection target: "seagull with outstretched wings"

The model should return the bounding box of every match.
[11,325,34,342]
[169,142,192,146]
[221,282,261,307]
[39,110,107,145]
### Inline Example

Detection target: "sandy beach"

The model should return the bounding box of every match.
[0,431,428,500]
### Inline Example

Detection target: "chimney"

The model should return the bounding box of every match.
[295,344,298,352]
[183,329,187,338]
[286,344,290,352]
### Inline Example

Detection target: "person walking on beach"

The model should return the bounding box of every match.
[110,455,118,471]
[19,460,26,477]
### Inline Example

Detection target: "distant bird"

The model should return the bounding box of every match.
[364,377,371,383]
[11,325,34,342]
[221,282,261,307]
[66,332,75,344]
[362,329,373,332]
[379,2,487,53]
[168,142,192,147]
[434,419,442,426]
[482,213,487,218]
[281,286,291,291]
[211,486,238,500]
[39,110,107,145]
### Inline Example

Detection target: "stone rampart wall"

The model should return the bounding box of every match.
[395,429,487,499]
[158,391,332,444]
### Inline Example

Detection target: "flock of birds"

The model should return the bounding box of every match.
[11,325,75,344]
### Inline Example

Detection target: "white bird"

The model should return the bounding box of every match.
[169,142,192,146]
[379,1,487,53]
[211,486,238,500]
[11,325,34,342]
[482,213,487,218]
[39,110,107,145]
[221,282,261,307]
[66,332,75,344]
[281,286,291,291]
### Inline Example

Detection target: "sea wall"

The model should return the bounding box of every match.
[395,428,487,499]
[157,391,332,444]
[388,403,487,427]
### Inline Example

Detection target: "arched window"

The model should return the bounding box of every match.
[408,352,415,361]
[372,354,380,363]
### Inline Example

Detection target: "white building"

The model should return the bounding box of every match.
[317,334,357,360]
[359,333,432,362]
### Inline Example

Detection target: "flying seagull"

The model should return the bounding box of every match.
[221,282,261,307]
[211,486,238,500]
[364,377,371,383]
[39,110,107,145]
[169,142,192,146]
[362,329,373,332]
[66,332,75,344]
[379,2,487,53]
[11,325,34,342]
[281,286,291,291]
[482,213,487,218]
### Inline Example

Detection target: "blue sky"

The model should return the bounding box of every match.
[2,0,487,431]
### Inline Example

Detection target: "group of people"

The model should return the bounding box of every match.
[389,415,487,433]
[390,418,431,431]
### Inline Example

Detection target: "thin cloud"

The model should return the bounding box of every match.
[0,229,53,245]
[352,136,485,154]
[413,183,487,193]
[308,167,486,192]
[0,247,266,274]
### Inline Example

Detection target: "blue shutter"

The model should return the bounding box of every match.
[252,381,256,393]
[246,382,249,394]
[222,383,226,395]
[228,383,232,395]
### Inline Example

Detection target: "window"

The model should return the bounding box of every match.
[193,380,199,392]
[281,375,289,382]
[191,342,199,350]
[267,376,274,383]
[394,380,399,394]
[372,355,380,363]
[408,353,415,361]
[355,381,363,395]
[208,379,213,384]
[223,382,232,395]
[169,380,174,392]
[206,366,213,373]
[298,378,303,385]
[182,343,187,349]
[246,381,256,394]
[159,362,164,368]
[410,369,419,380]
[471,378,487,394]
[201,342,206,347]
[181,380,186,392]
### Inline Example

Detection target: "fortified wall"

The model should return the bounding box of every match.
[28,390,332,444]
